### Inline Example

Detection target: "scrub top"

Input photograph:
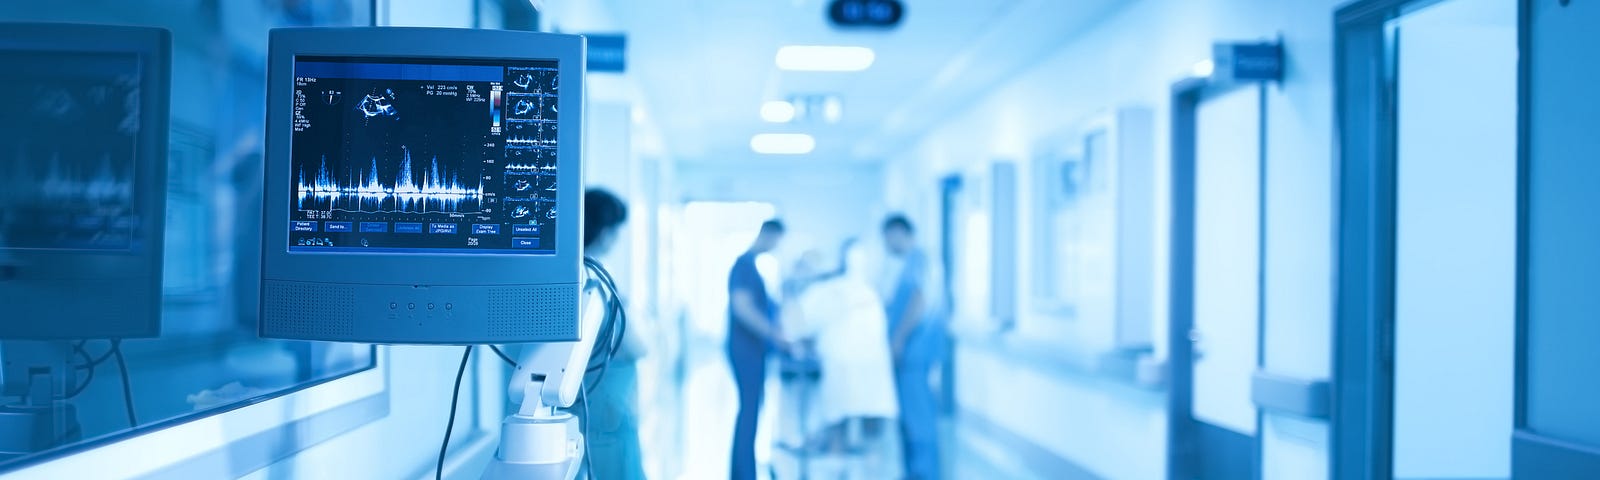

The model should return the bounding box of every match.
[727,251,776,352]
[886,248,938,341]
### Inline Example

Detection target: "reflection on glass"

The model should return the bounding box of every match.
[0,21,373,472]
[0,23,168,462]
[0,51,141,252]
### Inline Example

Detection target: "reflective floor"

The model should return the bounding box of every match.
[652,337,1088,480]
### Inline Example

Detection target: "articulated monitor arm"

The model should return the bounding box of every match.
[482,280,607,480]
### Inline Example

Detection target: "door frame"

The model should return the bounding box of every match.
[1509,0,1600,476]
[938,174,962,414]
[1331,2,1406,479]
[1167,74,1269,480]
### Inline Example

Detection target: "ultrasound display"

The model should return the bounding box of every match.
[289,56,558,254]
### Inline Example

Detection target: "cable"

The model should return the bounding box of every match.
[75,340,116,370]
[111,340,137,427]
[65,342,96,398]
[488,345,517,368]
[438,346,473,480]
[580,256,628,395]
[579,388,595,480]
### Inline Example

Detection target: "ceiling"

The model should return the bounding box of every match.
[541,0,1130,164]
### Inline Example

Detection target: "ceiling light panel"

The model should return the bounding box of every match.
[775,45,875,72]
[760,101,796,123]
[750,133,816,155]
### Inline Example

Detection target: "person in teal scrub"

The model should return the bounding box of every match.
[578,188,647,480]
[882,214,943,480]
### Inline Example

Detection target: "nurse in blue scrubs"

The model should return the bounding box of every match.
[882,214,943,480]
[578,189,648,480]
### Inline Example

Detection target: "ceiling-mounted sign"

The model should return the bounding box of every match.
[585,34,626,73]
[828,0,904,29]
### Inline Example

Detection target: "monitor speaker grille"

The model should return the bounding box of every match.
[263,282,355,339]
[487,284,577,340]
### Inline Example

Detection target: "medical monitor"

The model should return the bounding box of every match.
[0,23,170,340]
[260,28,585,344]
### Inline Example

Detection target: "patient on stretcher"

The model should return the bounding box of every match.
[778,243,900,473]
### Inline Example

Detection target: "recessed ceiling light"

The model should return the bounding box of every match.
[775,45,875,72]
[820,97,843,124]
[760,101,796,123]
[1192,59,1215,78]
[750,133,815,155]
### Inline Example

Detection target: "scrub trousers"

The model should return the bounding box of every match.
[896,328,943,480]
[579,362,646,480]
[728,337,770,480]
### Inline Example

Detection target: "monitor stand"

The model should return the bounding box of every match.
[0,341,83,459]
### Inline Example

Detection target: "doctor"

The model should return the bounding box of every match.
[881,215,942,480]
[727,219,788,480]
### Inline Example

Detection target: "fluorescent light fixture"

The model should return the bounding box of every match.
[821,97,843,124]
[750,133,815,155]
[760,101,796,123]
[775,45,875,72]
[1191,59,1215,78]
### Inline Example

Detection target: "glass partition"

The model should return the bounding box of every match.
[0,1,378,471]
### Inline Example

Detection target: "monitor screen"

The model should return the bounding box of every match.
[288,56,559,255]
[0,50,143,253]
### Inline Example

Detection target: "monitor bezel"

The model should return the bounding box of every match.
[0,23,170,340]
[262,27,584,288]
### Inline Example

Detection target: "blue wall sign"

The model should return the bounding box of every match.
[585,34,626,73]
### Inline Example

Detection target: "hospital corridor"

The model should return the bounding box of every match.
[2,0,1598,479]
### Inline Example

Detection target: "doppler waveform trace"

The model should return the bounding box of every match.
[506,134,557,147]
[3,153,135,205]
[296,147,486,215]
[503,163,556,174]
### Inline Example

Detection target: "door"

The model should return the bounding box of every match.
[1169,78,1266,480]
[1389,1,1518,478]
[1336,1,1600,478]
[1514,0,1600,476]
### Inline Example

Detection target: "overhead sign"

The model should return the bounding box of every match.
[585,34,626,73]
[828,0,904,29]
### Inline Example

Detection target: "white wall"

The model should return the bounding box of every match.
[676,160,887,267]
[882,0,1344,478]
[240,347,505,480]
[382,0,475,29]
[584,101,638,281]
